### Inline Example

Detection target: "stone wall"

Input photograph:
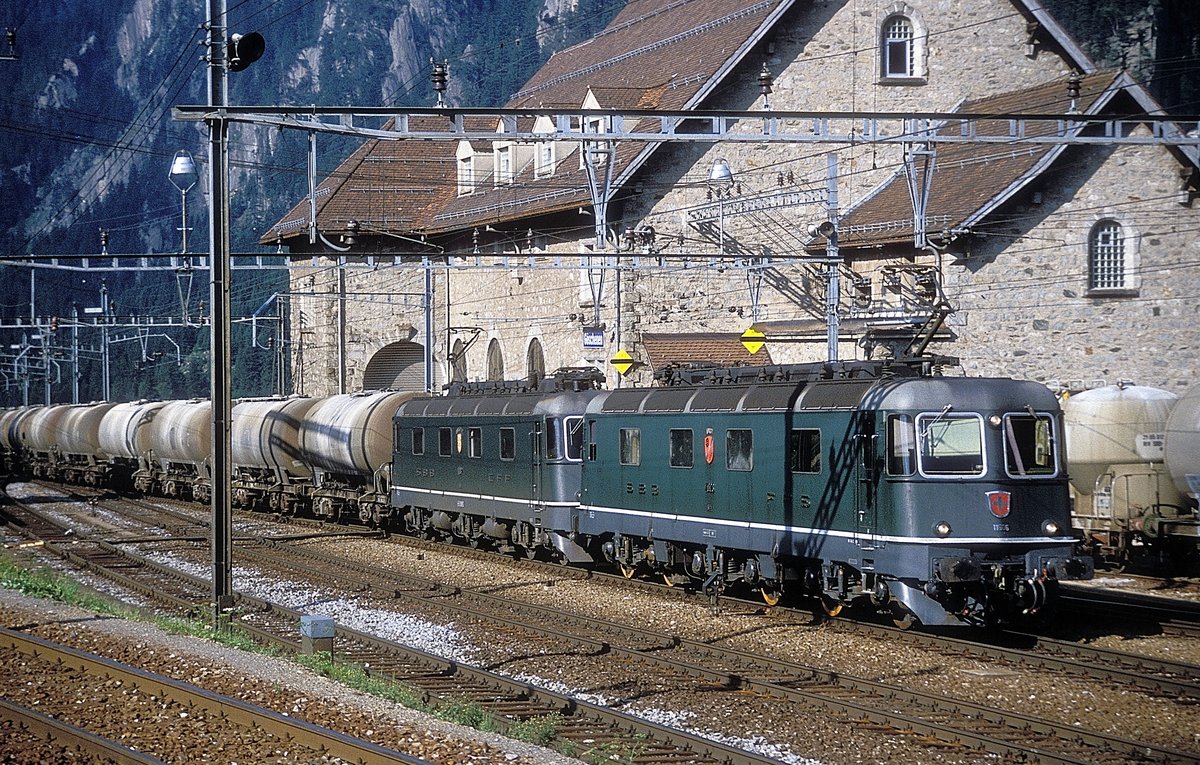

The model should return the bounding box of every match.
[287,0,1198,395]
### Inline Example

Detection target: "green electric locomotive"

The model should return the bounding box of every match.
[390,360,1093,627]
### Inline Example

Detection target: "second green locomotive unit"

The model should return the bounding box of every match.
[390,361,1093,627]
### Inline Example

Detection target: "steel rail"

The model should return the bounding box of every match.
[0,628,434,765]
[0,697,169,765]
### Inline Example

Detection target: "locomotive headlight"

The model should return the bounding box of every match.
[1042,520,1061,536]
[933,521,952,537]
[988,414,1002,427]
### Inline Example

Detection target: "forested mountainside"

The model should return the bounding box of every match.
[0,0,1194,405]
[0,0,620,403]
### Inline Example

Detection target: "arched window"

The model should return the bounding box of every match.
[486,338,504,381]
[1088,219,1126,290]
[526,338,545,381]
[882,15,915,78]
[451,338,467,383]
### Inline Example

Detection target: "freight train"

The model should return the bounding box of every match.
[0,359,1103,628]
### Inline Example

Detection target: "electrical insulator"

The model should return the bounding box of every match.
[430,59,449,106]
[757,62,773,96]
[49,316,58,332]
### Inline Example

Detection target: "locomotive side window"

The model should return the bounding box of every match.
[887,415,915,475]
[619,427,641,466]
[727,429,753,471]
[669,429,694,468]
[499,427,515,461]
[467,427,482,458]
[438,427,452,457]
[916,413,985,476]
[1002,413,1057,477]
[587,420,598,461]
[411,427,425,456]
[789,428,821,473]
[546,417,561,460]
[564,416,585,461]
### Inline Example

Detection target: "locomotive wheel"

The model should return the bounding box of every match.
[819,595,843,617]
[662,573,675,587]
[760,587,782,607]
[619,563,636,579]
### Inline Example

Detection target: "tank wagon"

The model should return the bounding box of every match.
[230,396,320,515]
[8,402,117,485]
[0,407,35,474]
[391,368,605,561]
[301,390,421,525]
[1165,382,1200,505]
[97,400,168,489]
[1064,383,1198,571]
[138,399,212,502]
[392,362,1091,627]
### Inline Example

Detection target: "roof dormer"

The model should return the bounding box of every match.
[456,139,492,197]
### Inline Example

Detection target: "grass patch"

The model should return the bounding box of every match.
[506,713,563,747]
[0,553,606,759]
[0,553,122,615]
[293,651,429,710]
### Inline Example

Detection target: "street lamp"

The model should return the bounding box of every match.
[169,150,198,254]
[708,158,734,253]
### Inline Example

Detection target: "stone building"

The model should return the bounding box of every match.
[265,0,1199,396]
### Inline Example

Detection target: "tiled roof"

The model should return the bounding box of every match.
[264,0,796,243]
[834,71,1123,250]
[641,332,772,370]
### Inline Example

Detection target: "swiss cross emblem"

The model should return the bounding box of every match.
[987,490,1012,518]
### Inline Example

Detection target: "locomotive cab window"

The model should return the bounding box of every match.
[789,429,821,473]
[619,427,641,466]
[438,427,452,457]
[546,416,585,462]
[1002,412,1058,477]
[727,429,753,472]
[564,416,584,461]
[669,428,693,468]
[499,427,516,461]
[916,412,985,476]
[467,427,482,458]
[411,427,425,456]
[887,415,916,475]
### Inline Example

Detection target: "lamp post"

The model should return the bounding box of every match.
[169,150,198,254]
[708,158,733,253]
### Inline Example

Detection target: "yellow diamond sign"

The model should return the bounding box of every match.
[611,349,635,375]
[741,327,766,355]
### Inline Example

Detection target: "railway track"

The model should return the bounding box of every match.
[1,489,784,765]
[68,485,1200,704]
[0,626,434,765]
[5,483,1200,764]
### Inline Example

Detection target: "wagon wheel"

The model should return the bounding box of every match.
[760,586,782,607]
[819,595,843,617]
